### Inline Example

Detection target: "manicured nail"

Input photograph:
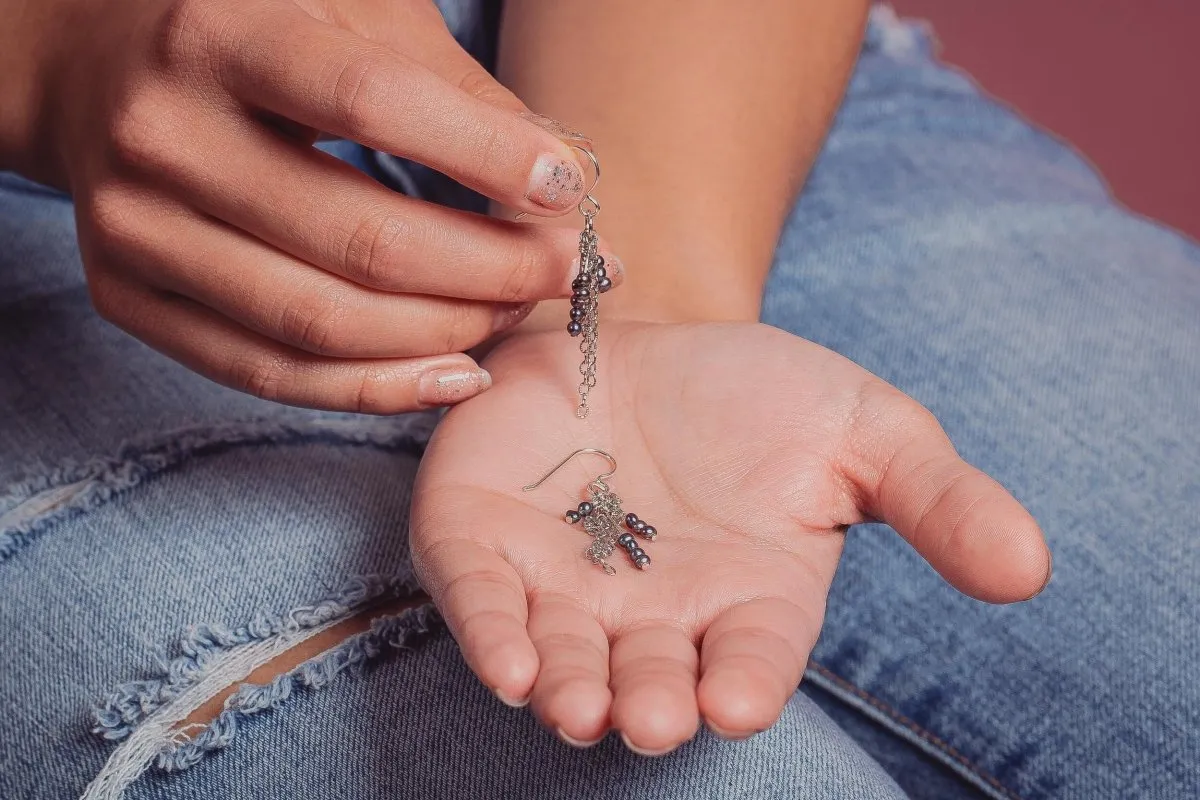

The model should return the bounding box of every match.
[557,727,604,748]
[619,731,678,757]
[527,154,584,211]
[418,367,490,406]
[705,721,756,741]
[493,688,530,708]
[564,253,624,296]
[493,302,536,332]
[1039,547,1054,593]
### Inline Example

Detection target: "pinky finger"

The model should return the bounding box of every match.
[93,279,490,414]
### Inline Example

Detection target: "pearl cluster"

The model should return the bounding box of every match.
[565,503,656,570]
[567,256,613,337]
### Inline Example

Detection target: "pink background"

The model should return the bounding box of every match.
[892,0,1200,241]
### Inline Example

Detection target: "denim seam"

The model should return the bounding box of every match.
[0,415,436,562]
[806,660,1022,800]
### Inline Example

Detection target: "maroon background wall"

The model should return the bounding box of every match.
[891,0,1200,242]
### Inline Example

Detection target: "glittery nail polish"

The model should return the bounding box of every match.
[527,154,585,211]
[417,367,491,406]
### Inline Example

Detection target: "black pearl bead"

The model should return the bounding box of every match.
[565,510,581,523]
[596,265,607,278]
[617,533,636,547]
[567,320,582,336]
[625,513,639,527]
[641,525,657,539]
[597,277,613,293]
[569,306,585,321]
[572,277,587,291]
[570,295,586,308]
[630,547,646,560]
[631,520,647,533]
[578,501,593,516]
[635,555,651,570]
[574,287,591,301]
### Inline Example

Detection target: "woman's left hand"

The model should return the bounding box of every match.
[410,321,1050,753]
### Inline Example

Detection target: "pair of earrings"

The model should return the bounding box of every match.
[524,449,658,575]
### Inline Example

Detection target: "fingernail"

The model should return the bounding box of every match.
[1039,547,1054,593]
[493,301,536,332]
[527,154,585,212]
[519,111,589,144]
[705,721,756,741]
[557,727,604,748]
[564,253,624,296]
[418,367,491,406]
[619,731,678,757]
[493,688,530,709]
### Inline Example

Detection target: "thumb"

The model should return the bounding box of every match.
[841,382,1052,604]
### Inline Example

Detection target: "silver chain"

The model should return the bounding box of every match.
[576,212,600,418]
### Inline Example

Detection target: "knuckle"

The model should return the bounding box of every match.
[225,354,290,402]
[154,0,232,72]
[277,288,352,355]
[329,51,395,137]
[86,186,145,256]
[107,91,176,172]
[343,207,416,288]
[496,240,547,302]
[349,368,394,415]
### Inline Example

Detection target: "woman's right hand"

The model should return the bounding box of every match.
[4,0,614,412]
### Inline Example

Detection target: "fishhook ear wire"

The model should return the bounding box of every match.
[515,143,600,221]
[522,448,617,492]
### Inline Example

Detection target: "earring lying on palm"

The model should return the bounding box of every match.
[523,448,657,575]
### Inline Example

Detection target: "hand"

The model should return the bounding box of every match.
[411,321,1050,753]
[10,0,616,411]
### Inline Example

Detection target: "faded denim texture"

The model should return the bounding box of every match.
[2,5,1198,799]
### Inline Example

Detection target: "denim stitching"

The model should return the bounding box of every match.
[807,660,1023,800]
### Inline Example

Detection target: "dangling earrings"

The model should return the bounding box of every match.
[566,145,608,419]
[523,449,658,575]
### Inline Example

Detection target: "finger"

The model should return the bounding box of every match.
[87,275,490,413]
[609,623,701,756]
[698,598,816,739]
[95,190,533,357]
[527,594,611,746]
[218,6,590,215]
[112,104,617,299]
[413,534,538,706]
[841,382,1051,603]
[327,0,526,112]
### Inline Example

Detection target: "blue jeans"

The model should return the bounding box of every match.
[2,6,1197,799]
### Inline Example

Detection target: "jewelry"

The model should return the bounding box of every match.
[523,448,658,575]
[565,145,608,418]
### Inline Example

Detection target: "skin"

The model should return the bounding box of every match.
[3,0,1051,759]
[413,324,1050,753]
[0,0,624,412]
[414,0,1050,754]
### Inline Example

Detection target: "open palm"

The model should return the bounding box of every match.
[410,321,1049,753]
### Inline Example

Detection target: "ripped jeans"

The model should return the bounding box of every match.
[2,6,1198,799]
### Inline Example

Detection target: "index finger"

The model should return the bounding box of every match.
[217,5,589,215]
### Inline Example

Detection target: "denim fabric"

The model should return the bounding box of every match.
[2,5,1197,799]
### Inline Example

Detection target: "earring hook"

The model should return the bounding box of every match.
[522,448,617,492]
